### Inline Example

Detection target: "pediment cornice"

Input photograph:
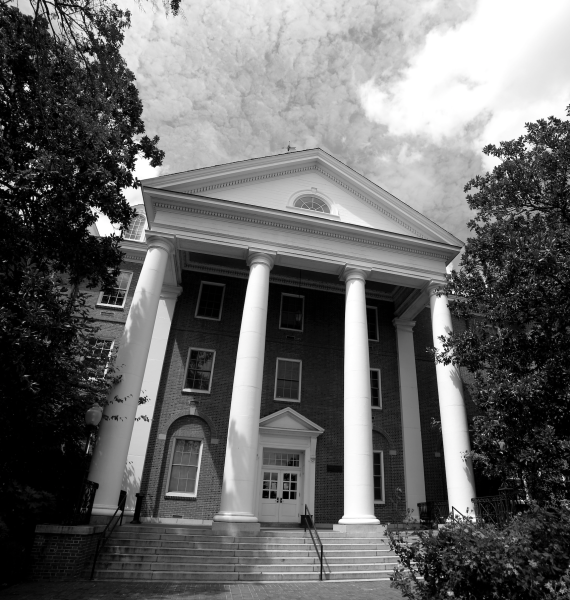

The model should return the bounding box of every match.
[141,149,462,247]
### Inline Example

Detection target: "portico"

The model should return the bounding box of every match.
[88,149,476,527]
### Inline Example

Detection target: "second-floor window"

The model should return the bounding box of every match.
[97,271,132,308]
[183,348,216,393]
[275,358,302,402]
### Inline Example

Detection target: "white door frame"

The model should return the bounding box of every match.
[255,407,324,521]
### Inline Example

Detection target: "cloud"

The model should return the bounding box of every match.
[359,0,570,153]
[114,0,569,241]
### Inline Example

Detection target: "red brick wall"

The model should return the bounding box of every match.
[31,528,102,580]
[140,270,417,523]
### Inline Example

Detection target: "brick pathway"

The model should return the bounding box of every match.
[0,581,404,600]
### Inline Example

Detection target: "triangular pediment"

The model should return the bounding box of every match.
[141,149,462,245]
[259,407,324,434]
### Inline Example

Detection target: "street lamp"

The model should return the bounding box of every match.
[84,403,103,455]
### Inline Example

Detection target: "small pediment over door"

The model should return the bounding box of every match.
[259,407,324,438]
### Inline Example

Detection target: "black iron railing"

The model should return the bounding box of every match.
[417,501,449,527]
[64,479,99,525]
[304,504,325,581]
[90,490,127,580]
[472,492,523,526]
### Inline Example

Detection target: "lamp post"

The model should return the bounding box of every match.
[84,402,103,455]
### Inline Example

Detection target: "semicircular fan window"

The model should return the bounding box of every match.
[293,196,330,214]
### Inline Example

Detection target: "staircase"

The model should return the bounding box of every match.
[91,523,398,582]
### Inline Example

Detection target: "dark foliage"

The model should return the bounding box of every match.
[0,1,163,563]
[438,107,570,502]
[390,506,570,600]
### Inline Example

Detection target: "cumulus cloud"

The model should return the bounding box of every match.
[359,0,570,153]
[115,0,569,241]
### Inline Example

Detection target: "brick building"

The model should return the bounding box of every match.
[86,149,477,533]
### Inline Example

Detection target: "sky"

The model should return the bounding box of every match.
[116,0,570,242]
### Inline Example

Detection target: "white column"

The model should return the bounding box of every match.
[121,285,182,513]
[428,282,476,513]
[338,267,379,526]
[213,252,274,532]
[393,318,426,519]
[89,236,174,516]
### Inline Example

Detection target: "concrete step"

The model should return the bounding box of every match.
[93,524,399,583]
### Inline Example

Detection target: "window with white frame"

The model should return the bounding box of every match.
[373,450,385,503]
[274,358,302,401]
[367,306,379,341]
[183,348,216,393]
[123,213,146,241]
[97,271,132,308]
[195,282,225,320]
[166,438,203,496]
[280,294,304,331]
[89,338,114,378]
[293,196,331,214]
[370,369,382,409]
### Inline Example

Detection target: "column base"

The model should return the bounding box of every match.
[211,521,261,536]
[333,523,387,536]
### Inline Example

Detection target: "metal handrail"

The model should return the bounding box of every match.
[90,490,127,580]
[304,504,325,581]
[450,506,469,523]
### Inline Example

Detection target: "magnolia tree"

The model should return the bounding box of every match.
[439,107,570,502]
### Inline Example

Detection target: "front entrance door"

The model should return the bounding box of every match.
[259,451,302,523]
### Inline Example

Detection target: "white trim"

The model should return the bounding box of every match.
[279,293,305,332]
[195,281,226,321]
[96,271,133,309]
[370,368,382,410]
[256,408,324,523]
[165,437,204,498]
[367,305,379,342]
[182,347,216,394]
[373,450,385,504]
[274,358,302,402]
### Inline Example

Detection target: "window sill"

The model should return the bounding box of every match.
[372,406,383,411]
[279,326,304,333]
[374,501,385,505]
[194,315,222,322]
[96,303,126,311]
[274,398,301,403]
[182,389,210,395]
[165,493,197,500]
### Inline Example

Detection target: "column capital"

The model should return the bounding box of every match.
[160,284,183,300]
[340,265,370,283]
[145,234,176,254]
[427,280,446,296]
[393,318,416,333]
[247,250,275,270]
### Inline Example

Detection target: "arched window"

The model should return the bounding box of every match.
[123,213,146,241]
[293,196,331,214]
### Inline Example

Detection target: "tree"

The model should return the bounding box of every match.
[0,0,163,536]
[439,106,570,502]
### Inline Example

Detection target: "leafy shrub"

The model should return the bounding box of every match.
[389,505,570,599]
